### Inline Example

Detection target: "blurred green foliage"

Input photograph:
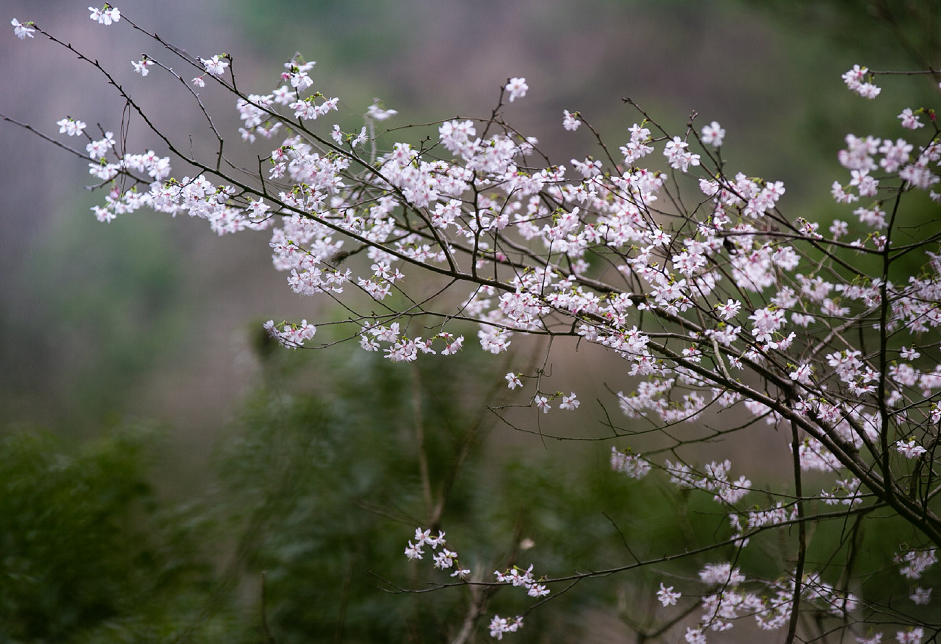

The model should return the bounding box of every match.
[37,211,187,413]
[747,0,941,70]
[2,340,937,641]
[201,345,705,642]
[1,204,190,431]
[0,426,234,643]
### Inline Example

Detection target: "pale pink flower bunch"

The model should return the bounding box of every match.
[685,566,860,636]
[404,527,470,578]
[910,586,931,605]
[897,628,925,644]
[263,319,316,348]
[745,502,795,528]
[795,437,844,472]
[897,438,928,459]
[620,123,654,163]
[132,57,153,76]
[200,54,228,76]
[842,64,881,98]
[403,528,545,640]
[488,615,523,640]
[504,77,528,102]
[663,136,701,172]
[562,110,580,131]
[366,99,398,122]
[895,548,938,580]
[494,563,550,598]
[88,4,120,26]
[657,582,681,606]
[665,459,751,504]
[700,121,725,147]
[57,117,86,136]
[899,107,925,130]
[610,447,650,479]
[820,478,864,506]
[11,18,34,39]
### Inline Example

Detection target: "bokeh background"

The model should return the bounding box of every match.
[2,1,940,642]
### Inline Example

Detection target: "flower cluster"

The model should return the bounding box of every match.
[842,64,881,99]
[656,582,681,606]
[57,117,86,136]
[263,319,316,349]
[895,548,938,580]
[488,615,523,640]
[666,459,751,505]
[494,563,550,599]
[403,528,469,579]
[680,564,861,637]
[403,528,547,640]
[609,447,651,479]
[88,5,120,25]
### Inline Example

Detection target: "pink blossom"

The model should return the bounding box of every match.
[611,448,650,479]
[132,58,154,76]
[909,587,931,605]
[899,108,925,130]
[657,583,681,606]
[534,395,550,413]
[89,5,121,25]
[559,392,579,410]
[504,77,528,102]
[201,54,229,76]
[11,18,34,39]
[489,615,523,640]
[896,628,923,644]
[366,99,397,121]
[562,110,580,131]
[897,439,927,459]
[842,65,881,98]
[57,117,86,137]
[701,120,725,147]
[664,136,701,172]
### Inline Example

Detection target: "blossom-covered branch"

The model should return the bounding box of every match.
[6,6,941,641]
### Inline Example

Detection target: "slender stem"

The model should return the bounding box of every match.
[412,362,434,522]
[785,420,807,644]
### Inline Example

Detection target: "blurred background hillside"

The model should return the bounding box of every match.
[1,1,940,641]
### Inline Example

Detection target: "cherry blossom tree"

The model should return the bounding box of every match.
[5,6,941,642]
